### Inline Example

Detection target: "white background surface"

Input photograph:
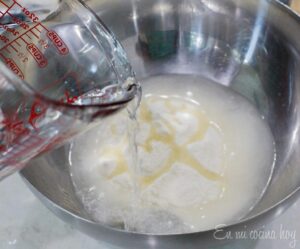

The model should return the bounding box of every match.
[0,174,300,249]
[0,174,107,249]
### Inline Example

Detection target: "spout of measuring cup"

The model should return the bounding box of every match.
[93,78,142,120]
[65,76,141,121]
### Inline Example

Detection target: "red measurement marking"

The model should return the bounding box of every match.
[47,30,69,55]
[38,39,49,49]
[15,40,20,46]
[0,23,40,51]
[28,100,47,129]
[8,13,30,30]
[64,91,78,104]
[35,26,42,32]
[1,113,29,137]
[0,145,5,152]
[10,44,18,52]
[0,24,20,36]
[21,36,29,45]
[0,0,9,8]
[0,96,44,159]
[25,33,32,40]
[1,55,24,79]
[39,23,49,32]
[0,34,9,43]
[30,29,39,39]
[13,1,22,7]
[1,2,15,18]
[17,52,29,63]
[26,43,47,68]
[2,119,27,136]
[58,72,81,104]
[22,6,39,23]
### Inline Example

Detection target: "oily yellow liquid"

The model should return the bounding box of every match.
[140,98,222,186]
[107,95,223,188]
[70,75,275,234]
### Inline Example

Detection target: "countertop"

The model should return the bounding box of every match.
[0,174,113,249]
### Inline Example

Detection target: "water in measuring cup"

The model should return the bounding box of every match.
[69,74,275,234]
[0,12,140,179]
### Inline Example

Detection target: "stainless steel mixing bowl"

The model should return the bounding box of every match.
[20,0,300,248]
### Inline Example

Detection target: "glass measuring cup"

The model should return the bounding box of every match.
[0,0,140,180]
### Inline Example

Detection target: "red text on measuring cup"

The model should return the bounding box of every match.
[47,31,69,55]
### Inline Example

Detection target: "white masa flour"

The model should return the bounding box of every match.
[69,74,275,234]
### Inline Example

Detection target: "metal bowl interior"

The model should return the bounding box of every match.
[21,0,300,248]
